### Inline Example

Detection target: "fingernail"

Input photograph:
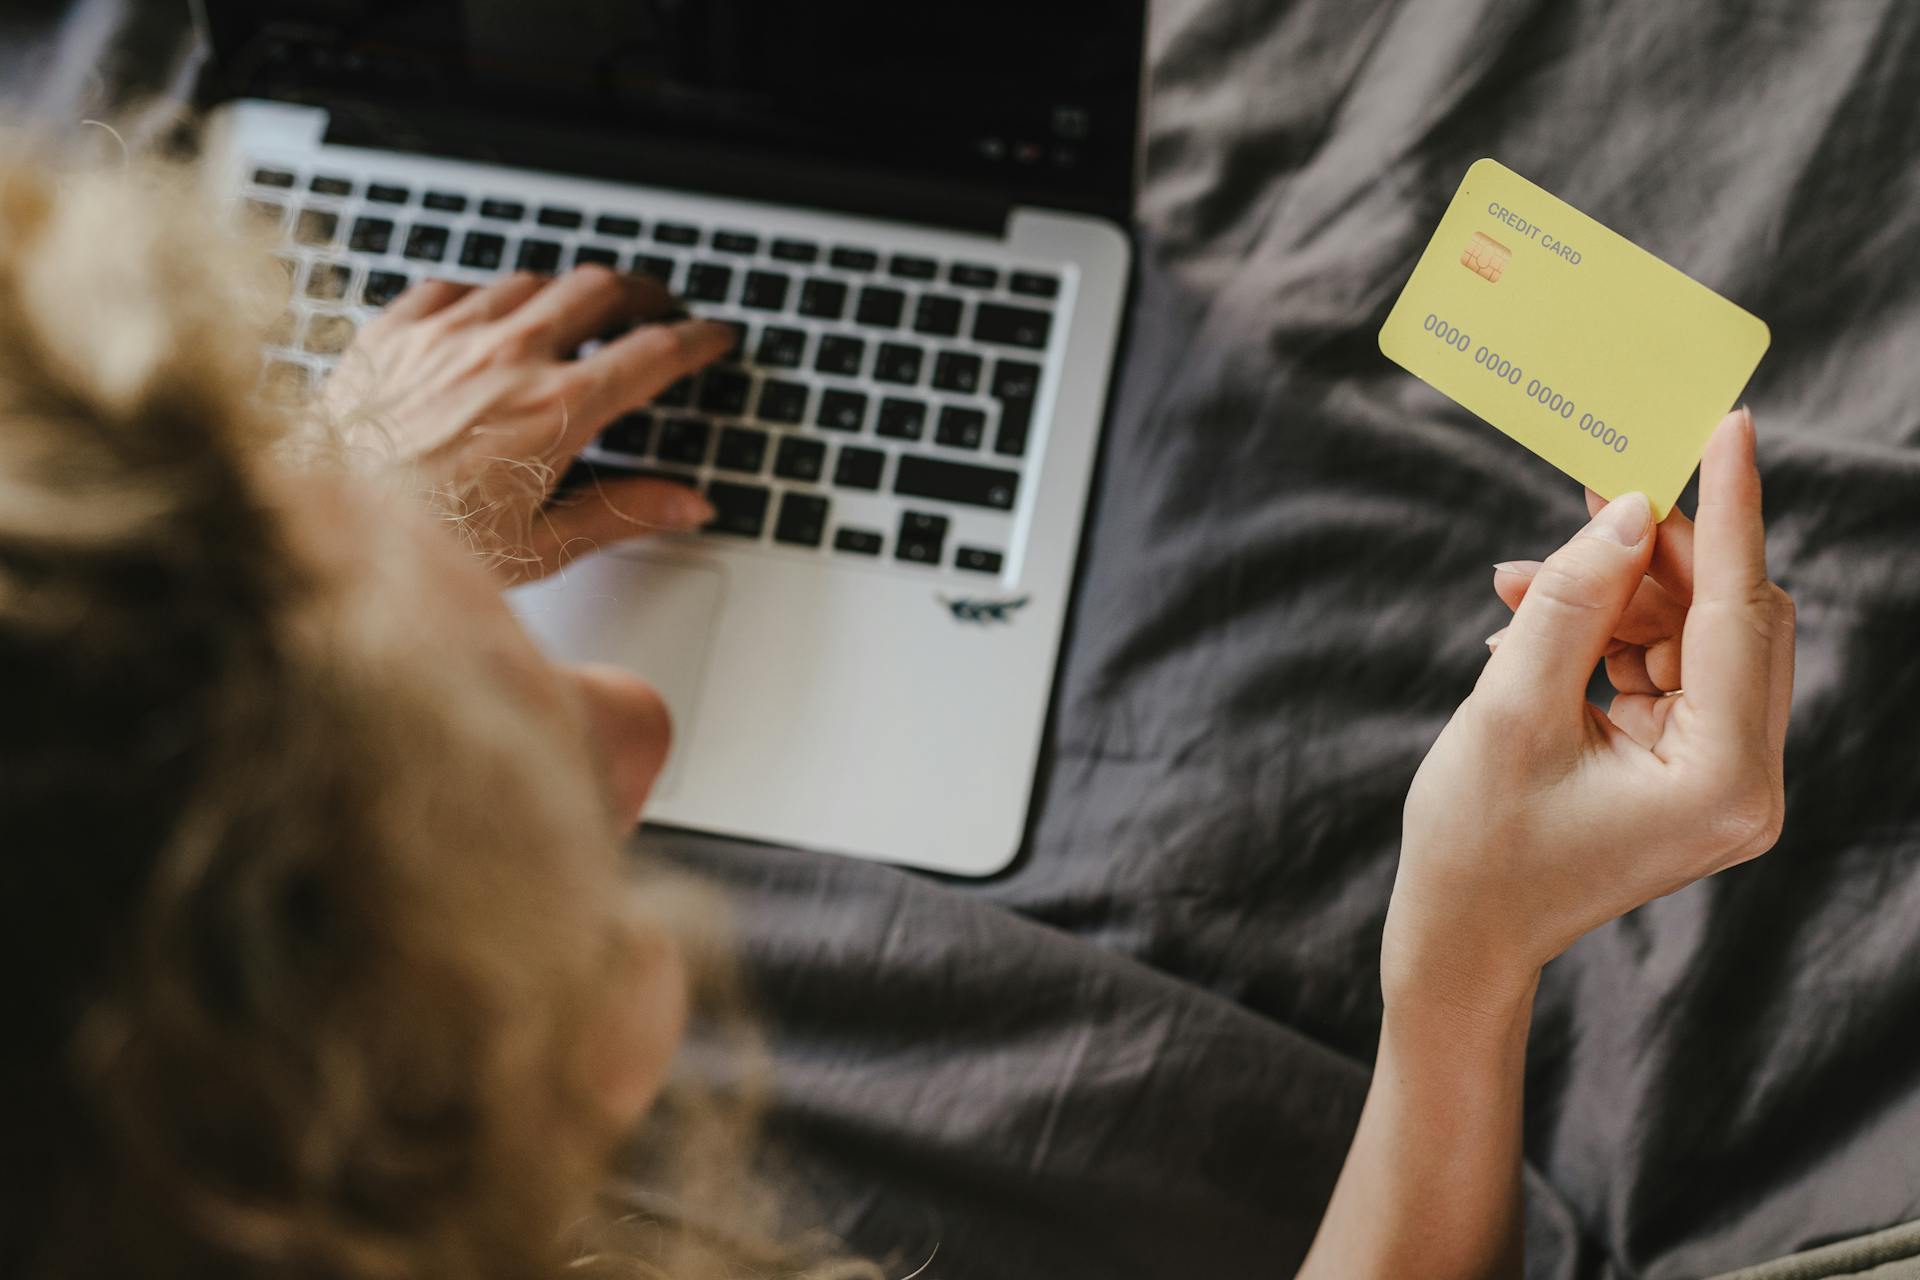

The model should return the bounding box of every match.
[1584,491,1650,547]
[1492,560,1539,576]
[674,492,716,528]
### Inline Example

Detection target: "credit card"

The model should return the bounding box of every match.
[1379,159,1771,518]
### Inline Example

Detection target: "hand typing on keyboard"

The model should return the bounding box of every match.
[320,265,737,581]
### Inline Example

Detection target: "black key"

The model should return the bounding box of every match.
[366,183,409,204]
[773,436,827,483]
[895,510,949,565]
[1010,270,1061,299]
[459,231,506,270]
[741,270,791,311]
[403,223,449,262]
[704,481,770,538]
[935,405,987,450]
[956,546,1004,574]
[814,334,866,377]
[362,270,410,307]
[855,286,906,329]
[556,458,693,496]
[991,359,1042,402]
[755,326,807,369]
[771,238,820,264]
[305,261,351,302]
[631,254,675,285]
[684,262,733,303]
[537,206,583,229]
[974,302,1053,349]
[348,216,394,254]
[480,198,526,221]
[655,222,700,245]
[310,174,354,197]
[595,214,641,239]
[714,321,749,362]
[756,379,809,425]
[833,446,886,491]
[877,398,928,441]
[889,253,938,281]
[657,376,695,408]
[830,246,879,272]
[601,412,653,456]
[949,262,999,289]
[932,350,983,394]
[698,369,752,416]
[834,527,883,556]
[295,207,340,246]
[713,231,760,255]
[574,245,619,269]
[894,454,1020,511]
[994,401,1033,458]
[655,417,712,466]
[243,198,285,227]
[714,426,769,473]
[798,278,849,320]
[774,493,831,547]
[913,295,964,338]
[518,239,563,273]
[252,167,295,189]
[817,389,868,432]
[423,191,469,213]
[873,342,924,385]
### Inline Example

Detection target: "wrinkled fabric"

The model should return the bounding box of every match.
[8,2,1920,1277]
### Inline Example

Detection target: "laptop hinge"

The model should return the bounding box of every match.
[316,98,1015,238]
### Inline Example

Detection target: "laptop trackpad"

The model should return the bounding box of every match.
[507,552,726,802]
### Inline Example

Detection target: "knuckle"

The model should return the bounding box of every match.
[1530,548,1615,612]
[571,263,622,295]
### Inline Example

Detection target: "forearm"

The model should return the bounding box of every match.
[1296,971,1539,1280]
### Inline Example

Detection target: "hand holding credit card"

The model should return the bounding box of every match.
[1380,159,1770,518]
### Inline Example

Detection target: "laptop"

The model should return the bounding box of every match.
[196,0,1142,876]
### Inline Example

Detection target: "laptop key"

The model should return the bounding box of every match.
[631,254,676,285]
[774,493,831,548]
[310,175,354,197]
[305,262,351,302]
[889,254,938,281]
[913,295,964,338]
[949,262,999,289]
[348,216,394,254]
[704,481,770,538]
[518,239,563,273]
[935,405,987,450]
[656,376,696,408]
[830,246,879,272]
[834,527,883,556]
[756,379,809,425]
[877,398,928,441]
[601,412,653,456]
[537,206,583,229]
[992,360,1042,402]
[684,262,733,303]
[403,224,450,262]
[362,270,411,308]
[698,369,752,416]
[459,231,506,270]
[654,222,700,246]
[874,343,924,385]
[714,426,769,473]
[423,191,469,213]
[814,334,866,377]
[574,245,619,269]
[932,350,983,394]
[771,238,820,264]
[855,287,906,329]
[741,270,791,311]
[713,231,760,255]
[756,326,807,369]
[295,207,340,246]
[817,389,868,432]
[655,417,712,466]
[799,278,850,320]
[480,198,526,221]
[833,446,886,491]
[894,511,949,566]
[595,214,641,238]
[955,546,1005,574]
[252,167,296,189]
[1010,271,1062,299]
[994,401,1033,458]
[366,183,409,205]
[973,302,1052,349]
[894,455,1019,511]
[773,436,827,482]
[302,313,358,356]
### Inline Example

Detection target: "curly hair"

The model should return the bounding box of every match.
[0,141,879,1280]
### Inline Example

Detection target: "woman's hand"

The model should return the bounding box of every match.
[322,266,736,582]
[1385,408,1795,1016]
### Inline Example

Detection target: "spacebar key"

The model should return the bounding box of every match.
[893,455,1021,511]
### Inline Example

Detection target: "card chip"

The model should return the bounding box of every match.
[1462,231,1511,282]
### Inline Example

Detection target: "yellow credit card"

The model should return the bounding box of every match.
[1379,159,1771,518]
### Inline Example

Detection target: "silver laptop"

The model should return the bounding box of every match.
[198,1,1141,876]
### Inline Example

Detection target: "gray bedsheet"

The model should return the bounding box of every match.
[9,3,1920,1277]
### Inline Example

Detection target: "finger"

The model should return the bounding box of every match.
[1605,645,1661,696]
[523,475,716,579]
[1480,491,1655,708]
[1766,587,1796,763]
[566,317,738,427]
[1494,562,1687,648]
[1679,408,1775,749]
[501,265,678,357]
[381,277,473,323]
[437,270,552,327]
[564,664,673,825]
[1607,691,1682,750]
[1590,486,1695,603]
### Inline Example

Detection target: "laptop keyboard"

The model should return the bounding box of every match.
[246,164,1067,576]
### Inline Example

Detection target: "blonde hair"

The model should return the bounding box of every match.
[0,139,881,1280]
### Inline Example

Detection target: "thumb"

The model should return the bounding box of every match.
[1481,492,1654,704]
